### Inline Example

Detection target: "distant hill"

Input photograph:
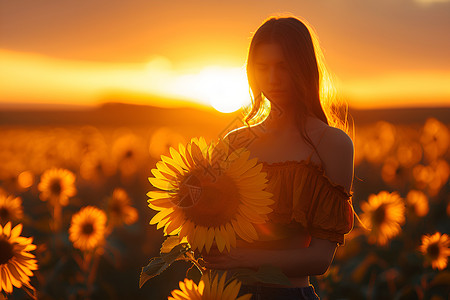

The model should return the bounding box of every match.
[349,106,450,125]
[0,102,240,126]
[0,102,448,127]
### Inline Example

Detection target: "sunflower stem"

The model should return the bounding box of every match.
[87,250,101,295]
[185,251,204,275]
[53,202,62,232]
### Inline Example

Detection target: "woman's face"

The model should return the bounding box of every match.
[253,43,295,106]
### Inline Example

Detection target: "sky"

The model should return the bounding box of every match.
[1,0,450,111]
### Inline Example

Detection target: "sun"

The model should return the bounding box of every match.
[199,67,250,113]
[175,66,251,113]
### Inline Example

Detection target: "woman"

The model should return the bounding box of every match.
[203,16,355,300]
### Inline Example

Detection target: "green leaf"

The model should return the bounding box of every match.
[230,265,292,286]
[160,236,183,254]
[139,257,171,288]
[160,243,191,263]
[140,243,192,288]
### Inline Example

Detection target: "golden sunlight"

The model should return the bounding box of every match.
[172,66,251,113]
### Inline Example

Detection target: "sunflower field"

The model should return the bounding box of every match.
[0,107,448,300]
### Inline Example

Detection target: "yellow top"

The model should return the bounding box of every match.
[256,157,354,246]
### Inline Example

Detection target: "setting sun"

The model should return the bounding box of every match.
[174,66,251,113]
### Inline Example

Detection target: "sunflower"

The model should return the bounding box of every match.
[420,118,449,162]
[406,190,429,217]
[69,206,107,251]
[0,194,23,224]
[168,271,252,300]
[111,133,146,179]
[38,168,76,206]
[107,188,138,226]
[0,222,38,294]
[381,157,408,188]
[148,137,273,253]
[419,232,450,270]
[360,191,405,246]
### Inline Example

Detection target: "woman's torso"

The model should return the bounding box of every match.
[230,122,328,287]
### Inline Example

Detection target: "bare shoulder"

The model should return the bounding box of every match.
[317,126,354,192]
[320,126,354,154]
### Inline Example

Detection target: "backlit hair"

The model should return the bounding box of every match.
[242,15,351,138]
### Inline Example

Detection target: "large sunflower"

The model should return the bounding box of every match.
[0,222,38,294]
[0,194,23,224]
[69,206,107,251]
[419,232,450,270]
[38,168,76,206]
[360,191,405,246]
[168,271,252,300]
[148,137,273,253]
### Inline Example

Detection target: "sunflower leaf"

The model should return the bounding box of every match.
[160,242,191,264]
[160,236,182,254]
[139,257,171,288]
[140,242,192,288]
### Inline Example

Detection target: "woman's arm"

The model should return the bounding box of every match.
[203,237,337,277]
[204,126,354,276]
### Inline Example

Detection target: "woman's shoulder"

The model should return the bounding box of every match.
[320,126,353,152]
[315,125,354,192]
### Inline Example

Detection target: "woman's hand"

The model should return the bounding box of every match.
[200,245,258,270]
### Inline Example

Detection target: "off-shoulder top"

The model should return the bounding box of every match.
[255,157,354,246]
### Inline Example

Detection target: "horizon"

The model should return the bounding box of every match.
[1,1,450,111]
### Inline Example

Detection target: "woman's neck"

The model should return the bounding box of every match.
[259,110,313,137]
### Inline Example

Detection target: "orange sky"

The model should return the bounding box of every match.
[1,0,449,110]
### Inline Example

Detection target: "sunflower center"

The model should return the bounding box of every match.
[372,205,386,226]
[124,150,134,159]
[176,173,203,208]
[50,179,62,195]
[82,223,94,235]
[182,174,240,227]
[0,207,10,220]
[427,243,440,259]
[0,239,13,265]
[109,201,123,215]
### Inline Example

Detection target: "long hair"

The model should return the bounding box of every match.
[242,16,351,145]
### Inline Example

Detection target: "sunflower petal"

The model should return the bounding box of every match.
[179,220,193,241]
[148,177,176,191]
[147,190,171,199]
[170,147,190,171]
[161,154,185,174]
[215,227,226,252]
[220,225,231,253]
[239,163,263,179]
[194,226,207,253]
[178,143,192,169]
[229,280,244,300]
[217,271,227,298]
[225,223,236,248]
[204,227,215,254]
[236,215,258,240]
[231,218,252,242]
[151,168,177,182]
[238,204,266,224]
[150,208,174,225]
[3,222,11,237]
[10,223,23,239]
[156,161,177,177]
